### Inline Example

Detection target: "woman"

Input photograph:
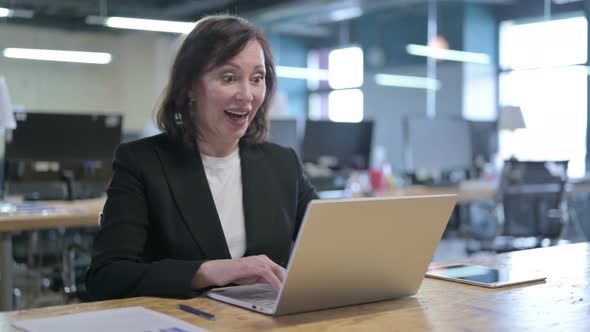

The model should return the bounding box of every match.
[86,15,317,300]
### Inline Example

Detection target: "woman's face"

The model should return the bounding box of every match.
[190,40,266,148]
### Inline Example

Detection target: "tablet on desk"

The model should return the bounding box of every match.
[426,264,546,288]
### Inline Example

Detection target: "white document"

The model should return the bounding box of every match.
[13,306,208,332]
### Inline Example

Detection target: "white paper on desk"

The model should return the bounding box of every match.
[12,306,208,332]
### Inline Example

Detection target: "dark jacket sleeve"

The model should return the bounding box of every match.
[289,148,319,239]
[85,143,204,300]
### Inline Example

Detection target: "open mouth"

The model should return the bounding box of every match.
[224,109,250,120]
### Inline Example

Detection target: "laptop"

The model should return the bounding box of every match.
[207,194,457,315]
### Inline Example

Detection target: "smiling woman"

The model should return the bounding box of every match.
[85,15,318,300]
[156,15,276,150]
[190,40,268,157]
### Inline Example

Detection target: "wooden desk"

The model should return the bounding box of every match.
[2,243,588,331]
[0,198,105,311]
[384,180,590,204]
[383,183,495,204]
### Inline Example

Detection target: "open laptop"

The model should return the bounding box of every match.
[207,194,457,315]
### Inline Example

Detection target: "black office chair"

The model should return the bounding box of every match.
[60,213,102,303]
[61,242,92,303]
[487,160,568,252]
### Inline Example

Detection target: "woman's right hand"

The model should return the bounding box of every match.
[191,255,287,291]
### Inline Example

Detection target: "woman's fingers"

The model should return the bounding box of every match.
[243,255,284,290]
[193,255,288,290]
[254,255,285,280]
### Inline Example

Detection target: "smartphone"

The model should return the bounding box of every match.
[426,264,546,288]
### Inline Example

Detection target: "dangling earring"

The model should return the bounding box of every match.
[174,112,183,125]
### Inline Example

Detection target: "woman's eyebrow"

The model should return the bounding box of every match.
[219,62,265,71]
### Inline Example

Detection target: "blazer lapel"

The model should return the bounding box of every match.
[240,144,281,256]
[154,137,231,259]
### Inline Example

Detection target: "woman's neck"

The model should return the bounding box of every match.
[197,138,239,157]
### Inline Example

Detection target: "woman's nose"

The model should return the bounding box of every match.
[235,82,254,102]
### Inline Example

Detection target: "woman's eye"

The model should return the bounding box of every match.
[252,75,265,83]
[222,75,236,83]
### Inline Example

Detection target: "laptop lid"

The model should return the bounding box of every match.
[273,194,457,315]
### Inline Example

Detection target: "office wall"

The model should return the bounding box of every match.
[0,24,182,131]
[357,3,464,68]
[0,24,310,132]
[463,3,497,121]
[357,3,476,170]
[363,62,464,172]
[268,33,309,118]
[586,5,590,172]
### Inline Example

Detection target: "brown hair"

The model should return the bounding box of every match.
[156,15,276,146]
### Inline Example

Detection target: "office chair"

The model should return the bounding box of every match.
[60,213,102,303]
[11,229,70,309]
[478,160,569,253]
[61,243,92,303]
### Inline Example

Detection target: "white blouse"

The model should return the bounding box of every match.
[200,148,246,259]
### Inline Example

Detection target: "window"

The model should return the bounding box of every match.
[328,47,363,89]
[307,46,364,122]
[499,15,588,178]
[328,89,363,123]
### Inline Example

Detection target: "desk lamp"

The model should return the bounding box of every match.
[498,105,526,159]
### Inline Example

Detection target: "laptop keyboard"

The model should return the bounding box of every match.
[249,297,277,308]
[226,286,278,307]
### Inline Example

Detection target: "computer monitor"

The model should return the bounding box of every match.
[302,120,373,170]
[468,120,498,164]
[405,117,472,172]
[268,119,300,154]
[4,112,123,200]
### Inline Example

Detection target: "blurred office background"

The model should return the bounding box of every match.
[1,0,589,309]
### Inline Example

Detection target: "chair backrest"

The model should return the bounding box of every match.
[498,160,568,239]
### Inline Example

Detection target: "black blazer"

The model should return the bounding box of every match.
[86,133,317,300]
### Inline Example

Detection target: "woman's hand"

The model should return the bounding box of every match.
[191,255,287,291]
